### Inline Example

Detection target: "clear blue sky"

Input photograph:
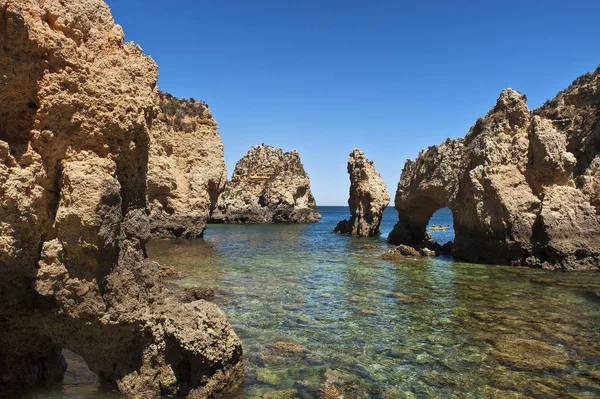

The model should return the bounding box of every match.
[105,0,599,205]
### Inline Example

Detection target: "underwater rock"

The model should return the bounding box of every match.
[382,250,405,260]
[272,341,306,356]
[211,144,321,223]
[147,92,227,238]
[256,368,286,386]
[158,262,185,278]
[318,382,344,399]
[492,337,571,372]
[248,387,298,399]
[388,67,600,270]
[0,0,243,396]
[184,286,216,301]
[334,149,390,236]
[318,369,369,399]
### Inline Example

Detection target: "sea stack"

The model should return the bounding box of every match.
[211,144,321,223]
[334,149,390,236]
[388,67,600,270]
[147,92,227,238]
[0,0,243,397]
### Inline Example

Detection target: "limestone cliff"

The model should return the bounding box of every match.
[211,144,321,223]
[334,149,390,236]
[0,0,242,397]
[388,67,600,270]
[148,92,227,238]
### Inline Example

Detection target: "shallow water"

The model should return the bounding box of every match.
[20,207,600,398]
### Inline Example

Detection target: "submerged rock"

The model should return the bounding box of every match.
[147,92,227,238]
[158,262,185,278]
[318,382,344,399]
[0,0,243,397]
[272,341,306,355]
[382,250,406,260]
[334,149,390,237]
[211,144,321,223]
[184,286,216,301]
[492,337,571,372]
[318,369,369,399]
[388,68,600,270]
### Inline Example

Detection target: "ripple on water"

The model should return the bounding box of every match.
[21,207,600,398]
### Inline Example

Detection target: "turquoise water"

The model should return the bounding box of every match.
[20,207,600,398]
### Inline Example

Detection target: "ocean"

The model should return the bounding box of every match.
[22,206,600,398]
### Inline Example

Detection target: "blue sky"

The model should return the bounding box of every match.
[106,0,600,205]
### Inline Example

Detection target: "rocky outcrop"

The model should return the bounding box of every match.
[147,92,227,238]
[388,67,600,270]
[0,0,242,397]
[334,149,390,236]
[211,144,321,223]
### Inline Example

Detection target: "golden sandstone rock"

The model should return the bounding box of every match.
[389,70,600,270]
[211,144,321,223]
[0,0,243,397]
[334,148,390,237]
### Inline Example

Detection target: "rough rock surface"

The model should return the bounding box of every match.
[388,67,600,270]
[147,92,227,238]
[334,149,390,236]
[0,0,243,397]
[211,144,321,223]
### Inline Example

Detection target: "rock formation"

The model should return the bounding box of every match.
[334,149,390,236]
[0,0,243,397]
[388,67,600,270]
[148,92,227,238]
[211,144,321,223]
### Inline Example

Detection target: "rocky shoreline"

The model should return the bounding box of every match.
[0,0,242,396]
[388,69,600,270]
[1,0,599,397]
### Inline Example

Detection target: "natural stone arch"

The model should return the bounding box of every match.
[389,81,600,270]
[389,195,451,245]
[388,138,464,246]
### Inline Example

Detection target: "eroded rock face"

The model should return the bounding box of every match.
[334,149,390,236]
[0,0,243,397]
[148,92,227,238]
[211,144,321,223]
[388,67,600,270]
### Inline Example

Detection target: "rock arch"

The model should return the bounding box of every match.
[389,76,600,270]
[388,137,463,246]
